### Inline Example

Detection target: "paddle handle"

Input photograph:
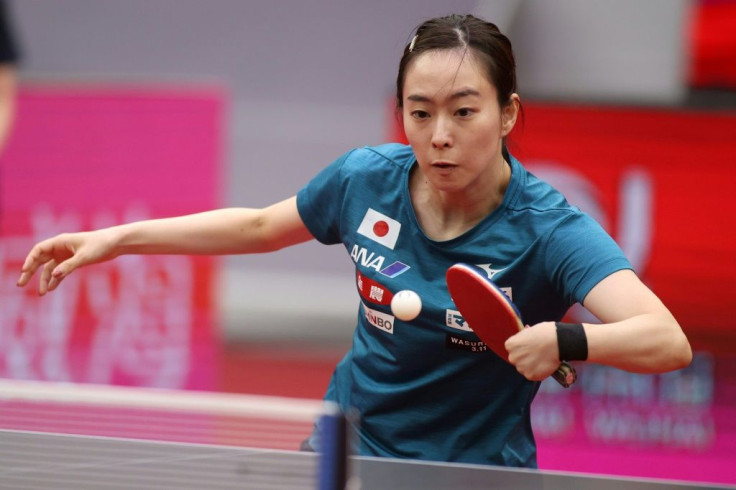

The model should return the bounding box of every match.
[551,361,577,388]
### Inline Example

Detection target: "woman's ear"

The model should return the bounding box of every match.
[501,93,520,137]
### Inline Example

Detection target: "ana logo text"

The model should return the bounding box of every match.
[350,245,410,278]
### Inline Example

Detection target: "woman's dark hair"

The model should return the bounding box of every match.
[396,14,517,109]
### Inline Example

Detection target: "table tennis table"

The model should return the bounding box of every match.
[1,429,730,490]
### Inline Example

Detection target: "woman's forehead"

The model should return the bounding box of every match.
[404,49,495,99]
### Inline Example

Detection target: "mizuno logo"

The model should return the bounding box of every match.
[477,263,506,279]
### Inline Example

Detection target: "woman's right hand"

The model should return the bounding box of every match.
[16,228,119,295]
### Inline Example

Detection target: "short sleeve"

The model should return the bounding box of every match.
[544,212,632,305]
[296,149,355,245]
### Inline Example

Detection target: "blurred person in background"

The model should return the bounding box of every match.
[0,0,20,227]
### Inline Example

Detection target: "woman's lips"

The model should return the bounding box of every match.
[431,161,457,173]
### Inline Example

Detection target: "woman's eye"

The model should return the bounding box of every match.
[411,110,429,119]
[456,108,474,117]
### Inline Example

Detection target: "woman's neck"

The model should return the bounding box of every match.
[410,158,511,241]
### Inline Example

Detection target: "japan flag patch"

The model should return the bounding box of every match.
[357,208,402,250]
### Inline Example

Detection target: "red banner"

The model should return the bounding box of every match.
[689,0,736,89]
[389,102,736,484]
[392,103,736,340]
[513,105,736,341]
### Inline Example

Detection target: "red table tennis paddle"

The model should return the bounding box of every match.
[446,263,576,388]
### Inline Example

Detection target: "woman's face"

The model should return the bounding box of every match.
[402,49,517,194]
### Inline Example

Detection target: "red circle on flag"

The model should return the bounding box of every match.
[373,220,389,237]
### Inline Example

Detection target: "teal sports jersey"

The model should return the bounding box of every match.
[296,143,631,467]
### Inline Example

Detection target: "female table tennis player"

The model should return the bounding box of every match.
[17,14,691,468]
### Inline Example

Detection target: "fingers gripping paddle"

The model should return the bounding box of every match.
[446,264,576,388]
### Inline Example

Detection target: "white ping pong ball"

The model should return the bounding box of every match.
[391,290,422,321]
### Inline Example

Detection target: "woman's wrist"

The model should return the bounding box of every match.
[556,322,588,361]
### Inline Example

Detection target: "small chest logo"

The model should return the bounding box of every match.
[362,302,394,334]
[446,309,472,332]
[350,245,411,278]
[357,208,401,250]
[357,271,393,305]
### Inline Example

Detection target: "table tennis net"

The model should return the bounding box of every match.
[0,379,323,451]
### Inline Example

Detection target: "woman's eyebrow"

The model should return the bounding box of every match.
[406,88,481,103]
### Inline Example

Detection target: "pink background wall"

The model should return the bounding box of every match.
[0,87,223,389]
